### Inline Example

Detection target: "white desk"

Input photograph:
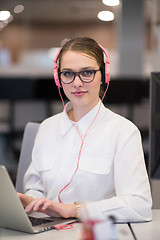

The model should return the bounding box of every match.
[0,223,134,240]
[130,209,160,240]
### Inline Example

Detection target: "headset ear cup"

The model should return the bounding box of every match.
[98,44,110,84]
[54,66,60,87]
[105,62,110,84]
[58,69,62,87]
[53,48,62,87]
[101,63,105,84]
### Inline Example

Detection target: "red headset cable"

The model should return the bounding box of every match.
[57,83,109,203]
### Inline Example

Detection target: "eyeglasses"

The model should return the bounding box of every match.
[59,69,100,84]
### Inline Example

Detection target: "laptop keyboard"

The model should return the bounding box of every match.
[29,216,54,227]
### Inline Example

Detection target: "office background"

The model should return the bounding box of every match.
[0,0,160,206]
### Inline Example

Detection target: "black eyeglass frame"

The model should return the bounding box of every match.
[59,69,101,84]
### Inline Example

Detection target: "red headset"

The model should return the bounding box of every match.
[53,44,110,87]
[53,43,110,203]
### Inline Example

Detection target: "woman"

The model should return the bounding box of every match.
[18,37,152,222]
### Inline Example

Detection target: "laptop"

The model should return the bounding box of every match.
[0,165,77,233]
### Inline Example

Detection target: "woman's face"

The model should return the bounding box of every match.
[60,50,101,112]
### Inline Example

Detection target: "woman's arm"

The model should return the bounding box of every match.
[85,127,152,223]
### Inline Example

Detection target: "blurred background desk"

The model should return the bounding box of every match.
[130,209,160,240]
[0,223,134,240]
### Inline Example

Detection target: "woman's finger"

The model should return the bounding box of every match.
[25,199,39,213]
[41,200,55,210]
[33,198,47,211]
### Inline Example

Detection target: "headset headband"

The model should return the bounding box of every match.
[53,44,110,87]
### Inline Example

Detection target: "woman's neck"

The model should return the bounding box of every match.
[67,100,100,122]
[68,108,85,122]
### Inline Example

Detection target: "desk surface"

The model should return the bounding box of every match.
[0,223,134,240]
[1,210,160,240]
[130,209,160,240]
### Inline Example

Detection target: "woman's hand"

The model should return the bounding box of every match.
[17,192,34,208]
[25,198,77,218]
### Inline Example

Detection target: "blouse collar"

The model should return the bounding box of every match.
[60,100,106,136]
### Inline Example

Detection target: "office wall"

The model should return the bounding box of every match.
[0,22,117,64]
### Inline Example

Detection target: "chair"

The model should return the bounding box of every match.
[15,122,40,193]
[11,101,48,160]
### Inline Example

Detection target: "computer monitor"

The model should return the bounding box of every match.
[149,72,160,178]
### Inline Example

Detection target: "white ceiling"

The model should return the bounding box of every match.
[0,0,120,23]
[0,0,154,77]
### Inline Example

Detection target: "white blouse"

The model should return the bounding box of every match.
[24,101,152,222]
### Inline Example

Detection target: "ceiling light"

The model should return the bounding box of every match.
[0,11,10,21]
[7,14,13,23]
[4,14,13,24]
[102,0,120,6]
[14,5,24,14]
[0,22,5,29]
[98,11,114,21]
